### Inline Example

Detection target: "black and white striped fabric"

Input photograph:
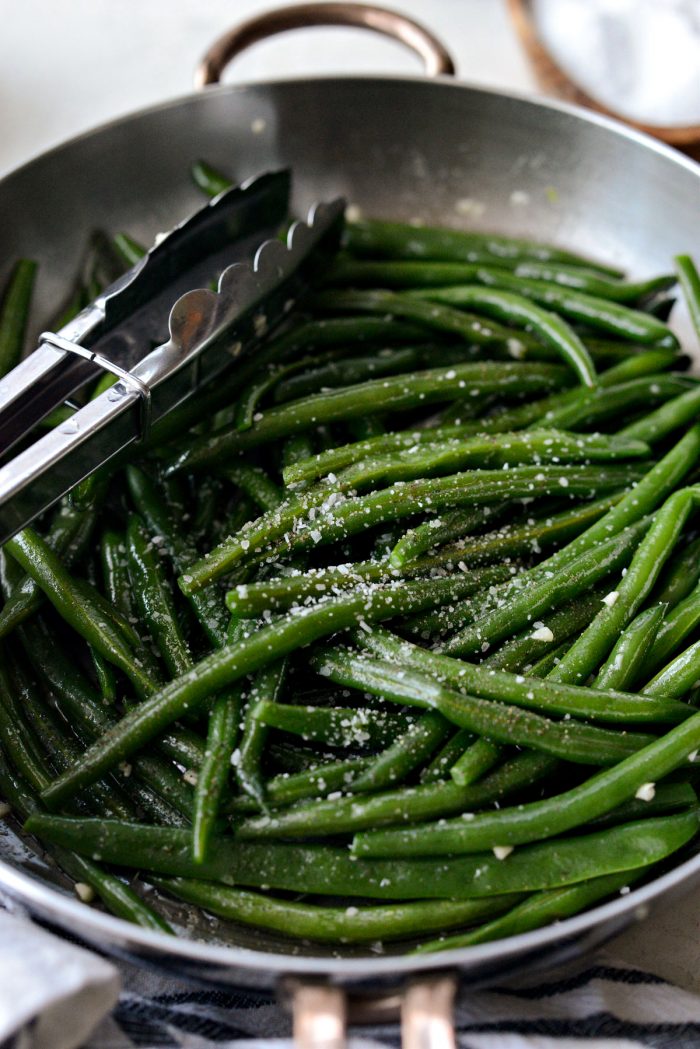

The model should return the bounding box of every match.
[5,883,700,1049]
[81,951,700,1049]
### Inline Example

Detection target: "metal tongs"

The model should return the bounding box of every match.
[0,170,345,542]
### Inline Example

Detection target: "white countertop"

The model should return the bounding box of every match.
[0,0,538,178]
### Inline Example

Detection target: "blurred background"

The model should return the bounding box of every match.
[0,0,533,177]
[3,0,698,178]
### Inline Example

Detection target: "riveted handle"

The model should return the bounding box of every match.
[281,974,457,1049]
[195,2,455,88]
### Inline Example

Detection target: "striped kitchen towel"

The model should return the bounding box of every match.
[4,878,700,1049]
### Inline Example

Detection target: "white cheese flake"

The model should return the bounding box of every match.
[635,782,656,802]
[531,626,554,642]
[74,882,95,903]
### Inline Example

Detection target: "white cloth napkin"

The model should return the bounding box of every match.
[0,910,119,1049]
[5,879,700,1049]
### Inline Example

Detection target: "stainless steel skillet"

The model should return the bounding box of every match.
[1,4,700,1042]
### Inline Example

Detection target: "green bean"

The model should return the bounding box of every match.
[184,463,643,592]
[226,564,512,618]
[352,625,687,725]
[651,535,700,608]
[534,375,691,432]
[225,463,283,513]
[534,414,700,564]
[450,738,502,786]
[15,668,133,821]
[0,259,37,377]
[41,569,554,809]
[620,385,700,444]
[0,717,172,930]
[272,346,449,404]
[440,425,700,654]
[167,360,571,472]
[346,712,453,794]
[100,529,136,623]
[344,218,623,276]
[253,700,412,750]
[510,264,674,303]
[126,515,193,678]
[392,494,620,571]
[156,877,519,944]
[283,426,496,488]
[0,741,38,819]
[5,527,158,697]
[25,810,695,900]
[5,527,201,780]
[467,270,679,346]
[389,504,505,567]
[244,316,431,368]
[0,504,96,639]
[549,488,700,685]
[191,159,232,198]
[90,646,117,704]
[282,432,316,467]
[675,255,700,344]
[594,605,665,691]
[642,641,700,701]
[327,258,674,303]
[16,619,192,822]
[0,665,52,791]
[480,587,610,674]
[281,354,655,487]
[189,476,224,544]
[351,707,700,857]
[227,759,375,814]
[310,286,547,350]
[192,691,241,862]
[113,232,146,266]
[312,648,656,765]
[588,782,698,830]
[414,869,643,953]
[126,466,229,646]
[415,285,602,384]
[335,430,648,493]
[223,754,374,813]
[232,360,302,432]
[236,658,287,804]
[528,640,575,678]
[442,516,649,656]
[420,727,477,784]
[639,583,700,682]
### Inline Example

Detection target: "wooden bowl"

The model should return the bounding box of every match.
[508,0,700,158]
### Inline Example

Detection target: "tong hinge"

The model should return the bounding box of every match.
[38,331,153,443]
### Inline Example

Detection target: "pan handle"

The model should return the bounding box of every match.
[194,2,455,87]
[281,973,458,1049]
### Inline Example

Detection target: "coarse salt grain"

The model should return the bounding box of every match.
[602,591,619,607]
[493,845,514,860]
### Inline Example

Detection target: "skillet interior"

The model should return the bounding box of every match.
[1,75,700,987]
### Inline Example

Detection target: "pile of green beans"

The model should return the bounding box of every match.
[4,179,700,956]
